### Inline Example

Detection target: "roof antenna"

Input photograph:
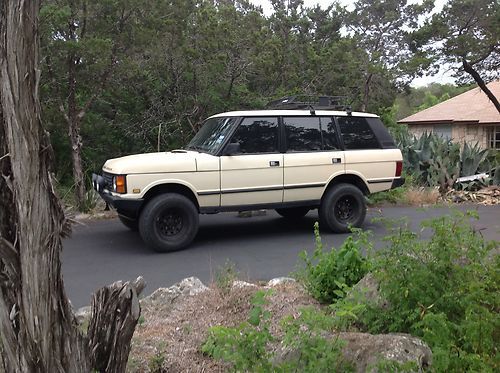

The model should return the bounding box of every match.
[346,106,352,116]
[309,105,316,116]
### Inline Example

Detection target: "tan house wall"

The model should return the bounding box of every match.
[407,123,488,148]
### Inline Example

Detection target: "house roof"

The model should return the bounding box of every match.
[399,80,500,125]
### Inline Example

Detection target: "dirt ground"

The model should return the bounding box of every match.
[128,281,320,372]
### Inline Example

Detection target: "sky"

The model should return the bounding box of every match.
[249,0,456,87]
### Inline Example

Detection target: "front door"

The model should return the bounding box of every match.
[220,117,283,207]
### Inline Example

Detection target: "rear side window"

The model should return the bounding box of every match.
[284,116,339,152]
[230,117,279,154]
[366,118,396,148]
[337,116,381,149]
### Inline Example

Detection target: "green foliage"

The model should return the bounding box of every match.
[148,342,167,373]
[202,290,274,372]
[279,307,352,372]
[397,131,498,193]
[203,290,352,372]
[296,223,370,304]
[214,260,238,297]
[347,211,499,372]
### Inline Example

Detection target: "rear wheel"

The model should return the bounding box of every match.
[139,194,199,252]
[275,207,310,219]
[319,183,366,233]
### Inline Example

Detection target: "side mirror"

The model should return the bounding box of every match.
[222,142,240,156]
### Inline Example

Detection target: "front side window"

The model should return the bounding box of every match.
[284,116,339,152]
[187,117,238,154]
[230,117,279,154]
[338,116,380,150]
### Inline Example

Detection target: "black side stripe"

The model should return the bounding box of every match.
[198,183,326,196]
[367,179,393,184]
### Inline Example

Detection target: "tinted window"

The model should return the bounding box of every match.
[230,117,279,154]
[284,116,339,151]
[338,117,380,149]
[321,117,339,150]
[366,118,396,148]
[285,117,322,151]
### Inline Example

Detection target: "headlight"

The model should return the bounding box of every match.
[113,175,127,194]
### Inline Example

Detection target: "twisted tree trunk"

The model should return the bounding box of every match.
[0,2,144,371]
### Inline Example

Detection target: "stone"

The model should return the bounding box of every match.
[140,277,208,308]
[339,332,432,372]
[74,306,91,325]
[273,332,432,372]
[267,277,296,287]
[232,280,258,289]
[344,273,388,309]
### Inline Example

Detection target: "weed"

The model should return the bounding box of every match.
[214,260,238,297]
[202,290,274,371]
[148,342,167,373]
[296,222,371,304]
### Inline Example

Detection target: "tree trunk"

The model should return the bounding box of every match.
[0,2,143,372]
[462,58,500,114]
[67,13,86,211]
[361,73,373,112]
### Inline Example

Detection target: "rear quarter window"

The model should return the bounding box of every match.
[337,116,381,150]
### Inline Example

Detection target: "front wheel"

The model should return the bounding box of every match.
[139,194,199,252]
[319,183,366,233]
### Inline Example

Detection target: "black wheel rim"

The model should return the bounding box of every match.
[334,196,358,223]
[156,208,185,237]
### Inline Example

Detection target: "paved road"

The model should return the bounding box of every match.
[62,205,499,308]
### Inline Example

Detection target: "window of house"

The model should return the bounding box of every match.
[487,125,500,149]
[433,124,452,140]
[337,117,380,149]
[230,117,279,154]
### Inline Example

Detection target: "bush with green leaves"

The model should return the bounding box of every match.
[202,290,352,372]
[202,290,274,372]
[296,223,371,304]
[337,211,499,372]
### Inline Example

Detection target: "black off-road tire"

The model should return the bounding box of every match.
[319,183,366,233]
[139,194,199,252]
[118,214,138,231]
[275,207,310,219]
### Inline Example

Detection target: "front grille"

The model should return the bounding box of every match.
[102,172,114,190]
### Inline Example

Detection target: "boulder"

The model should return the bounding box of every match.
[340,332,432,372]
[345,272,388,309]
[273,332,432,372]
[140,277,208,308]
[267,277,296,287]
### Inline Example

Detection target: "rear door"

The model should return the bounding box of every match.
[220,117,283,206]
[283,116,344,203]
[339,116,397,193]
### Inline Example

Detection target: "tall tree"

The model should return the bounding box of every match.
[346,0,433,111]
[40,0,141,210]
[0,1,143,371]
[415,0,500,112]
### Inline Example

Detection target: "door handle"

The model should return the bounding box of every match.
[269,161,280,167]
[332,158,342,164]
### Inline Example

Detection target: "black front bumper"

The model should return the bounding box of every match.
[92,173,143,219]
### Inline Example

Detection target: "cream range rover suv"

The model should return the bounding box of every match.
[93,109,404,252]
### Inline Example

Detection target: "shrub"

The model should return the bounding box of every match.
[347,211,499,372]
[296,223,371,304]
[202,290,274,372]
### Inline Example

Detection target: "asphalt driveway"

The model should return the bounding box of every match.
[62,205,499,308]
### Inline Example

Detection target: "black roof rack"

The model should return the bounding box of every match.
[266,95,351,113]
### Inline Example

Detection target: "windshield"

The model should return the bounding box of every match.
[186,117,238,154]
